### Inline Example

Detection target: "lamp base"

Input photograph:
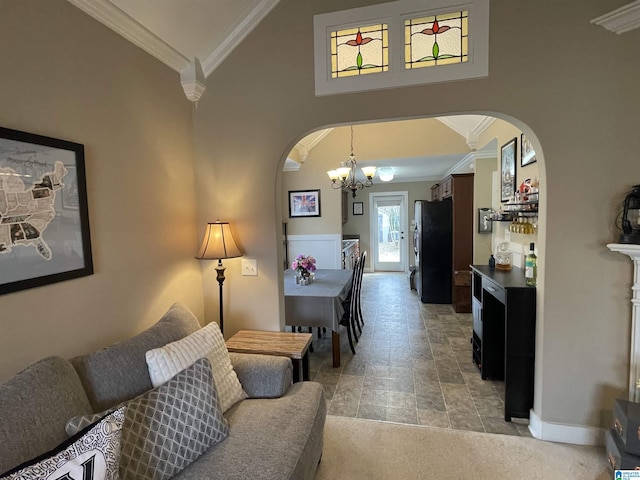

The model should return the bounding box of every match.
[619,233,640,244]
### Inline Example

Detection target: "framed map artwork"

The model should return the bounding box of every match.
[0,126,93,295]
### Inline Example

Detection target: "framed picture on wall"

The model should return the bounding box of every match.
[353,202,363,215]
[478,208,493,233]
[520,133,537,167]
[500,137,517,202]
[0,126,93,295]
[288,189,321,217]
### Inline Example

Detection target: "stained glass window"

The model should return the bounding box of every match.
[405,11,468,69]
[331,24,389,78]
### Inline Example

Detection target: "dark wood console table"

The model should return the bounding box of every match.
[470,265,536,421]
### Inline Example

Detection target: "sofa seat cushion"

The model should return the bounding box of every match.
[71,303,201,412]
[173,381,326,480]
[0,356,93,474]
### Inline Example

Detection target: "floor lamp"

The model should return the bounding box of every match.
[195,220,242,334]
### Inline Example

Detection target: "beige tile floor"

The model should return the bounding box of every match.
[307,272,532,437]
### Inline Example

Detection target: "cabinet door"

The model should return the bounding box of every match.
[431,184,440,201]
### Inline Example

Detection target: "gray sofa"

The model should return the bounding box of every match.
[0,305,326,479]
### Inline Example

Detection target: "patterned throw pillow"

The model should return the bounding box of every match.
[145,321,247,412]
[119,357,229,480]
[66,405,122,437]
[1,407,125,480]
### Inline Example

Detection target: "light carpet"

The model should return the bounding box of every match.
[315,415,610,480]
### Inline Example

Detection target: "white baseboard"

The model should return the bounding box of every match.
[528,409,606,446]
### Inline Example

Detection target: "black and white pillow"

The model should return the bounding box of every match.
[0,407,126,480]
[119,357,229,480]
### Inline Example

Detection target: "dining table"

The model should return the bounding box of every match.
[284,268,353,368]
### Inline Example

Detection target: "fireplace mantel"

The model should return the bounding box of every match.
[608,243,640,401]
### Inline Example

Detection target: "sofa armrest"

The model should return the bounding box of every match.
[229,353,293,398]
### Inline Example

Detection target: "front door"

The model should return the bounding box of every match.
[370,192,408,272]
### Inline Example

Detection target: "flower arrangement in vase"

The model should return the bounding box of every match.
[292,254,316,284]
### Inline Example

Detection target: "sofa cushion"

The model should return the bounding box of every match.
[71,303,201,412]
[0,407,126,480]
[173,381,326,480]
[0,356,93,474]
[120,357,229,480]
[146,321,247,412]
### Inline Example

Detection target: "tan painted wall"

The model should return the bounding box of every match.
[0,1,203,381]
[193,0,639,431]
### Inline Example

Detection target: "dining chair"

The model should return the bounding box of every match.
[339,255,360,354]
[354,250,366,333]
[340,250,368,354]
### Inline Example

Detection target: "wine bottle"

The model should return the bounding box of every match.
[525,242,537,287]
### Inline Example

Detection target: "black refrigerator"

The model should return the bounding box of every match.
[413,199,452,304]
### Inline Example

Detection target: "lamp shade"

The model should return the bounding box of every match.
[195,221,242,260]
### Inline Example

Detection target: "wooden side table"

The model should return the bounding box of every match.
[225,330,312,382]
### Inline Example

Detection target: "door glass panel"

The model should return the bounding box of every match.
[377,203,400,263]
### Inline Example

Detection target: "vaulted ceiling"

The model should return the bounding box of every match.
[65,0,640,182]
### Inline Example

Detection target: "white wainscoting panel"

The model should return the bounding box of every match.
[287,234,342,270]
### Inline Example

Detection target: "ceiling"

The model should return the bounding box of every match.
[286,116,498,184]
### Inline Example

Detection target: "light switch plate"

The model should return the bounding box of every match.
[241,259,258,276]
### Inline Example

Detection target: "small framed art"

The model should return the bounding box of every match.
[500,137,517,202]
[288,189,321,217]
[353,202,363,215]
[520,133,537,167]
[478,208,493,233]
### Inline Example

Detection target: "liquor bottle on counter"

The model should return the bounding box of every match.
[525,242,537,287]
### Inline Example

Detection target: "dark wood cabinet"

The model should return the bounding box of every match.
[448,174,473,313]
[471,265,536,421]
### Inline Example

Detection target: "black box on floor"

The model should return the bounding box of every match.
[613,398,640,456]
[606,427,640,471]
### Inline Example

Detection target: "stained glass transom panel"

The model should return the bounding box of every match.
[405,11,468,69]
[331,24,389,78]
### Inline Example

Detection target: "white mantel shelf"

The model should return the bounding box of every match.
[608,243,640,401]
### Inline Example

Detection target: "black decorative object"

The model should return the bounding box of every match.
[620,185,640,244]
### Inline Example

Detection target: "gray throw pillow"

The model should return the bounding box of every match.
[119,357,229,480]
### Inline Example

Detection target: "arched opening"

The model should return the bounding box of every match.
[277,113,544,435]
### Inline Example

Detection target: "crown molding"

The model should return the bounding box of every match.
[591,0,640,34]
[284,158,301,172]
[201,0,281,77]
[445,149,496,177]
[66,0,190,72]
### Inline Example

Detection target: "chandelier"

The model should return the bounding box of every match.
[327,126,376,198]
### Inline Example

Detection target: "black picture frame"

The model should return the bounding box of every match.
[520,133,537,167]
[353,201,363,215]
[500,137,517,202]
[0,126,93,295]
[288,189,321,217]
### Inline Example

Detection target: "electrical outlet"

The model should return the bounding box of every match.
[241,259,258,276]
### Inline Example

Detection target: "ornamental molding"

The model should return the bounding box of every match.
[591,1,640,34]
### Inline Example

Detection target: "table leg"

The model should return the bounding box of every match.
[292,359,301,383]
[332,331,341,368]
[302,350,310,381]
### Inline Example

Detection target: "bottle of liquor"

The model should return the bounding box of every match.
[525,242,537,287]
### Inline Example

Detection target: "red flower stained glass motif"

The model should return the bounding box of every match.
[346,30,374,70]
[420,20,450,36]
